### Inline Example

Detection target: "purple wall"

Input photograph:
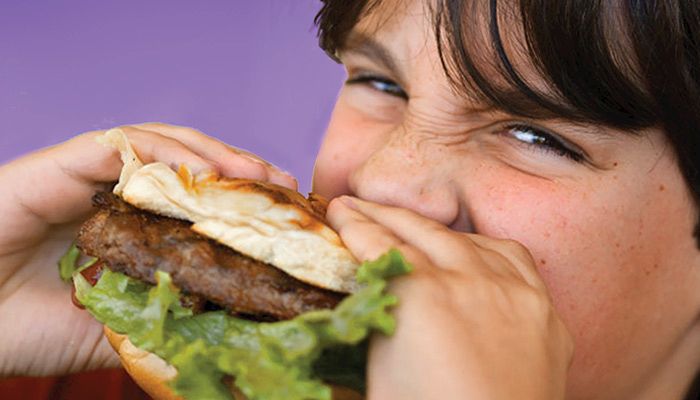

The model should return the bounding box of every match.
[0,0,344,192]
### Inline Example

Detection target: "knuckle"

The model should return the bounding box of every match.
[177,125,205,138]
[517,285,553,318]
[501,238,526,251]
[403,208,443,229]
[393,243,421,261]
[441,230,472,248]
[342,226,405,262]
[243,158,269,178]
[402,266,443,289]
[500,239,533,259]
[337,218,381,240]
[325,197,344,217]
[158,136,187,151]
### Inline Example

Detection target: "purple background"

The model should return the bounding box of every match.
[0,0,344,192]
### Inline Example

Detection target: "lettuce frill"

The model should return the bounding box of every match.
[67,249,411,400]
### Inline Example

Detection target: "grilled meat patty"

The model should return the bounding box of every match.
[76,192,345,320]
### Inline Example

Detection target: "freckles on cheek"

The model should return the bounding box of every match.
[472,179,572,247]
[485,188,661,323]
[470,180,606,303]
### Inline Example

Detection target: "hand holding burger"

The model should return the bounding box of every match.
[0,123,297,378]
[63,129,410,400]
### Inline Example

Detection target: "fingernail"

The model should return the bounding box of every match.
[238,153,294,179]
[338,195,359,210]
[269,172,298,190]
[275,169,295,179]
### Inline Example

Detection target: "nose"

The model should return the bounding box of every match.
[347,132,463,228]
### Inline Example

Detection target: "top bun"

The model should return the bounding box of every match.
[97,129,359,293]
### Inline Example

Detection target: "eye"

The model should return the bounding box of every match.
[345,75,408,100]
[501,124,585,162]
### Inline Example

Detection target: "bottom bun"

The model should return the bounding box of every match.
[104,327,188,400]
[103,327,363,400]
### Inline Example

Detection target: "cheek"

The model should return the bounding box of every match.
[313,95,395,198]
[475,172,684,322]
[470,163,699,389]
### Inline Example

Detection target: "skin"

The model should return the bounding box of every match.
[0,123,297,376]
[0,1,698,400]
[314,1,700,399]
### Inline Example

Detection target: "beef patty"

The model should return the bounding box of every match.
[76,192,345,320]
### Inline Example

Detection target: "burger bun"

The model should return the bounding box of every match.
[104,328,363,400]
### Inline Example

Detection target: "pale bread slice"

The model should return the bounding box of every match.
[97,128,359,293]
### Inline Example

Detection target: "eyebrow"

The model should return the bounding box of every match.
[471,87,622,139]
[339,31,407,84]
[340,32,625,141]
[340,32,567,122]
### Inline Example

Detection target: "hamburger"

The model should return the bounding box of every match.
[59,129,410,400]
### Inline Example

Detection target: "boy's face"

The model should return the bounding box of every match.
[312,1,700,398]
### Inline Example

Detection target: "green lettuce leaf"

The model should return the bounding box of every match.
[58,243,97,282]
[72,249,412,400]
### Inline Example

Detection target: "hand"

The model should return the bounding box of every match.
[0,122,296,377]
[326,196,573,400]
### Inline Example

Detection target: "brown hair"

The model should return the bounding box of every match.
[315,0,700,240]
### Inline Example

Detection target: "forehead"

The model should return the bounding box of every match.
[344,0,652,132]
[348,0,433,58]
[343,0,555,114]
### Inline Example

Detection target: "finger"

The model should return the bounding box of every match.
[131,123,298,190]
[116,127,219,174]
[327,197,431,268]
[3,127,215,227]
[343,197,536,281]
[338,196,486,272]
[466,235,546,289]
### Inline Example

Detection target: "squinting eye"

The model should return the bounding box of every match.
[345,75,408,100]
[504,124,585,162]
